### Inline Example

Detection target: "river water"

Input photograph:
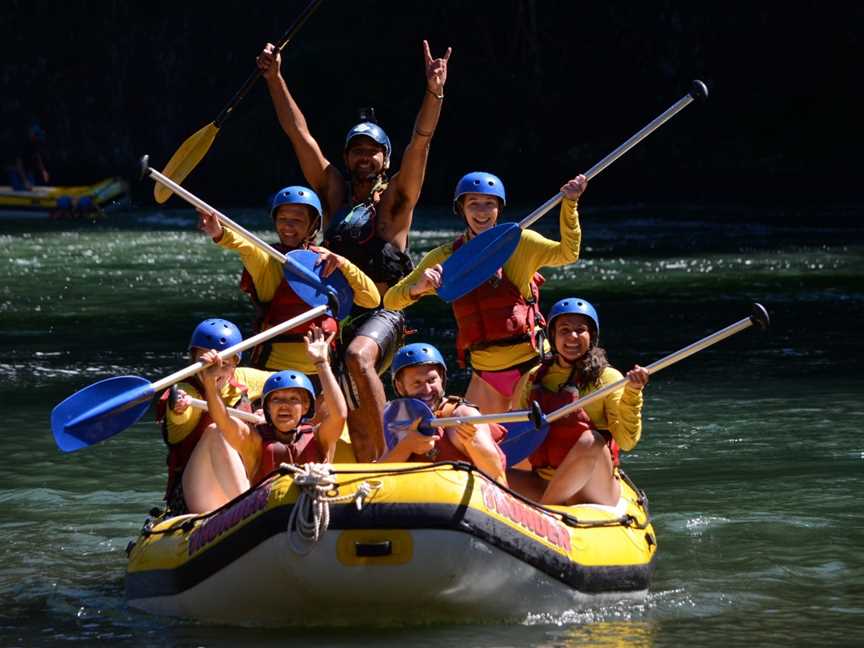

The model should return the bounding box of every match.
[1,206,862,646]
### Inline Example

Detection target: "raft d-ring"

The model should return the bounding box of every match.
[354,480,383,511]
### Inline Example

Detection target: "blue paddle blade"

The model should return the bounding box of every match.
[382,398,435,450]
[437,223,522,303]
[499,417,551,467]
[51,376,154,452]
[283,249,353,321]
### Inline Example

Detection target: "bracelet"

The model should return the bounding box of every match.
[314,360,327,367]
[426,87,444,100]
[414,126,434,137]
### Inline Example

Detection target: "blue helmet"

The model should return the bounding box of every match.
[453,171,506,214]
[547,298,600,346]
[262,370,317,421]
[188,319,243,361]
[391,343,447,395]
[344,121,392,168]
[270,186,323,238]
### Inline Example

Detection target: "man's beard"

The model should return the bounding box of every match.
[350,167,379,183]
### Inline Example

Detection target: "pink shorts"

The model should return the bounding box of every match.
[475,359,537,399]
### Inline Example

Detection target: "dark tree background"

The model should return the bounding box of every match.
[1,0,861,212]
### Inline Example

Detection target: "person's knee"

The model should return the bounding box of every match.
[199,422,220,441]
[570,429,605,455]
[345,342,377,374]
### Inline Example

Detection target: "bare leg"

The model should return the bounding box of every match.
[540,430,619,506]
[344,335,386,462]
[465,371,512,414]
[506,467,548,501]
[182,425,250,514]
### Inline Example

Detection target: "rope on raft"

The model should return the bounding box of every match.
[282,462,382,554]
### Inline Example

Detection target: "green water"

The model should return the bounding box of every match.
[1,206,862,646]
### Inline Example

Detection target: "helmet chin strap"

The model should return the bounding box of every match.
[263,399,273,427]
[302,222,319,247]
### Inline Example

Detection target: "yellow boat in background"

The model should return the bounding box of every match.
[0,177,128,220]
[126,462,656,626]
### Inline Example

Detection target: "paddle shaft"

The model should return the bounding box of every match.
[213,0,325,128]
[429,409,532,428]
[151,304,327,393]
[546,309,760,423]
[147,166,286,264]
[519,81,707,230]
[185,397,264,425]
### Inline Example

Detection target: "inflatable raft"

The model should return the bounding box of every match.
[126,462,655,626]
[0,177,128,220]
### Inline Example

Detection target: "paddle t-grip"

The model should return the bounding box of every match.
[139,154,151,181]
[168,384,179,411]
[750,303,770,330]
[528,400,544,429]
[689,79,709,101]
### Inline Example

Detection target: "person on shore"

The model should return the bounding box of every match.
[383,172,587,415]
[255,39,451,461]
[156,318,270,514]
[196,186,380,400]
[183,325,345,514]
[6,122,49,191]
[381,343,507,484]
[507,298,648,506]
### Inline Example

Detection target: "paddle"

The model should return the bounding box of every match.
[383,397,550,467]
[51,304,329,452]
[506,303,771,464]
[142,155,353,319]
[437,80,709,303]
[168,385,265,426]
[153,0,325,204]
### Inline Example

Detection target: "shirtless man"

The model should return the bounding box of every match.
[255,39,451,460]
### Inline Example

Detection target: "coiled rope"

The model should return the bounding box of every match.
[282,463,381,554]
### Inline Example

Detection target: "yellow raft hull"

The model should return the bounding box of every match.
[126,463,656,626]
[0,177,128,219]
